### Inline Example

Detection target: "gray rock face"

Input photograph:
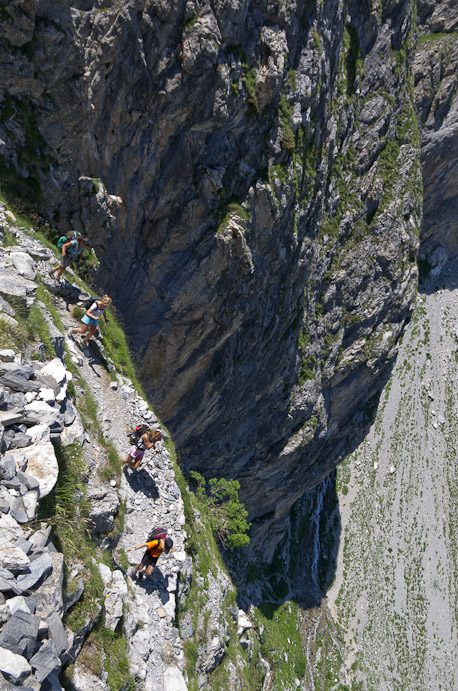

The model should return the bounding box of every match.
[29,639,60,683]
[414,8,458,266]
[16,553,53,592]
[11,252,36,281]
[0,0,422,556]
[0,610,40,659]
[34,553,64,619]
[87,488,120,534]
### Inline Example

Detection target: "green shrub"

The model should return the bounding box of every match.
[190,472,251,548]
[99,310,144,395]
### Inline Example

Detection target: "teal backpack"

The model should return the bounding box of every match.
[57,231,80,249]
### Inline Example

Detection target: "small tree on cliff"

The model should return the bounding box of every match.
[190,471,251,548]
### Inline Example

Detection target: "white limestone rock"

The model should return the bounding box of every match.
[60,416,85,447]
[24,401,63,429]
[0,646,31,683]
[104,570,127,631]
[98,563,112,587]
[38,388,56,404]
[40,359,67,386]
[237,609,253,636]
[27,424,51,444]
[0,349,15,362]
[6,596,34,615]
[163,666,188,691]
[11,252,36,281]
[0,541,30,572]
[9,441,58,498]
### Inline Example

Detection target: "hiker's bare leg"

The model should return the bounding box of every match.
[121,456,137,469]
[145,565,154,577]
[72,323,89,336]
[82,324,97,343]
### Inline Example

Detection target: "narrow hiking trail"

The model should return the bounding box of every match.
[30,244,189,689]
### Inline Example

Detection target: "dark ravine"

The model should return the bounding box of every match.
[0,0,425,558]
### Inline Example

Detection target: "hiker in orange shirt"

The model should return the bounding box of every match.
[127,536,174,580]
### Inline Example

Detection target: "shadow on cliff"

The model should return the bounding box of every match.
[417,253,458,296]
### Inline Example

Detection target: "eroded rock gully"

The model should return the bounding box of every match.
[0,0,423,557]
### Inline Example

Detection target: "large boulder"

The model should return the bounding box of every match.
[11,252,36,281]
[87,488,120,534]
[8,441,59,498]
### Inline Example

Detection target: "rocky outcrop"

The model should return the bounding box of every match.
[0,1,422,558]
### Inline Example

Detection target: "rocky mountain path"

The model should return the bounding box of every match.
[28,237,189,690]
[325,255,458,690]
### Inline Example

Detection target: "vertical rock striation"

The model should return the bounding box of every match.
[0,0,421,559]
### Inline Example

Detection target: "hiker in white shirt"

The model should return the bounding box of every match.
[72,295,112,345]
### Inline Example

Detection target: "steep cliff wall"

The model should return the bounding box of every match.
[0,0,421,558]
[414,0,458,268]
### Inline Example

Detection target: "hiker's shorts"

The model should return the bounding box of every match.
[82,315,97,326]
[60,254,73,269]
[128,445,144,461]
[141,550,159,568]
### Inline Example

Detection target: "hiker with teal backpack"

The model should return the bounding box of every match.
[51,233,89,280]
[121,424,163,470]
[71,295,112,345]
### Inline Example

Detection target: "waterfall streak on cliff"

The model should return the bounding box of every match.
[311,476,331,592]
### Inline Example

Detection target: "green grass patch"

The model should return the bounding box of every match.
[2,226,19,246]
[70,621,135,691]
[37,442,104,631]
[0,296,55,357]
[36,281,64,331]
[98,438,122,481]
[255,601,306,686]
[99,310,145,396]
[0,315,29,351]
